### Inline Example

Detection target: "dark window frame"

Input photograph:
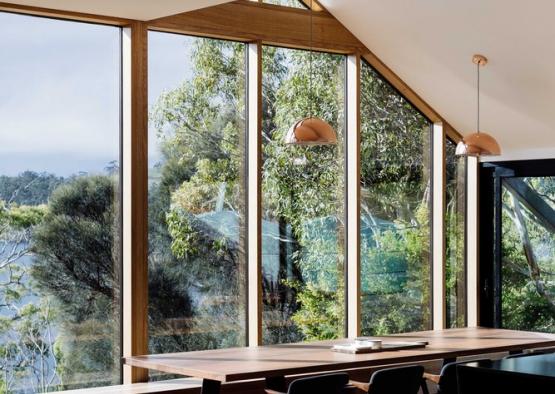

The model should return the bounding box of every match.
[479,158,555,327]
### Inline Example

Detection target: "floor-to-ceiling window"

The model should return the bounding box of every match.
[501,176,555,332]
[147,32,248,355]
[359,60,432,335]
[445,139,467,328]
[0,12,122,391]
[480,160,555,332]
[261,46,346,344]
[0,4,471,390]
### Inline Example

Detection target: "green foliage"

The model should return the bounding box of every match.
[166,210,200,257]
[148,37,247,352]
[3,204,46,229]
[0,171,64,205]
[361,206,431,335]
[445,141,466,327]
[152,38,433,345]
[32,176,119,316]
[288,280,343,341]
[358,62,432,335]
[501,177,555,333]
[29,175,121,388]
[259,48,346,341]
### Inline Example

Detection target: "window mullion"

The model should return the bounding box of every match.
[346,53,361,338]
[466,156,479,327]
[432,123,446,330]
[247,41,263,346]
[122,22,149,384]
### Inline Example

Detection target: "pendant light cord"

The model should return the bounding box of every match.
[309,0,313,119]
[477,62,480,133]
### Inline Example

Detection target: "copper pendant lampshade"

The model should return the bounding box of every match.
[456,54,501,157]
[285,0,337,146]
[455,131,501,156]
[285,117,337,145]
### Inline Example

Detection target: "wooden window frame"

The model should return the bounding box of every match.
[467,156,479,327]
[346,54,361,337]
[433,123,447,329]
[0,0,468,386]
[122,22,149,384]
[247,41,263,346]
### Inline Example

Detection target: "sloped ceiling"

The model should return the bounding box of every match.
[2,0,231,20]
[320,0,555,161]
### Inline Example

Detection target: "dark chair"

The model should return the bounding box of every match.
[265,372,350,394]
[350,365,424,394]
[423,359,490,394]
[457,362,555,394]
[505,349,554,359]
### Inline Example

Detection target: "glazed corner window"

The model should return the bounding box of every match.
[359,60,432,335]
[147,32,248,356]
[0,12,122,391]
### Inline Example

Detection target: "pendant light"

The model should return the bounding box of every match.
[456,54,501,156]
[285,0,337,146]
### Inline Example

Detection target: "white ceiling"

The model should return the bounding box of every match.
[321,0,555,161]
[5,0,231,21]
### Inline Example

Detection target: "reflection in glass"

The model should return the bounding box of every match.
[147,32,247,355]
[446,139,466,328]
[0,12,121,391]
[261,46,346,344]
[502,176,555,332]
[359,61,432,335]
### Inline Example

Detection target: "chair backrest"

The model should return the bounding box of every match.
[457,362,555,394]
[505,349,554,359]
[505,353,531,359]
[287,372,349,394]
[438,359,490,394]
[367,365,424,394]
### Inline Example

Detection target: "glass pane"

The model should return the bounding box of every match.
[359,61,432,335]
[148,32,247,356]
[502,176,555,332]
[262,0,308,9]
[261,46,346,344]
[0,13,121,391]
[445,139,466,328]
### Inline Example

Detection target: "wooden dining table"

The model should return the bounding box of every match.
[124,327,555,394]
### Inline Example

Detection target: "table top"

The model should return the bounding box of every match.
[463,353,555,379]
[124,328,555,382]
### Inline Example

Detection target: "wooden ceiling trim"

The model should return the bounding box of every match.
[148,1,364,54]
[0,2,132,26]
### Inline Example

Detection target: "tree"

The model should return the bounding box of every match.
[30,175,121,389]
[358,62,431,335]
[501,177,555,332]
[0,172,63,206]
[149,38,248,351]
[151,37,434,345]
[0,200,61,393]
[260,48,346,341]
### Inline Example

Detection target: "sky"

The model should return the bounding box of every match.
[0,12,192,177]
[148,31,195,167]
